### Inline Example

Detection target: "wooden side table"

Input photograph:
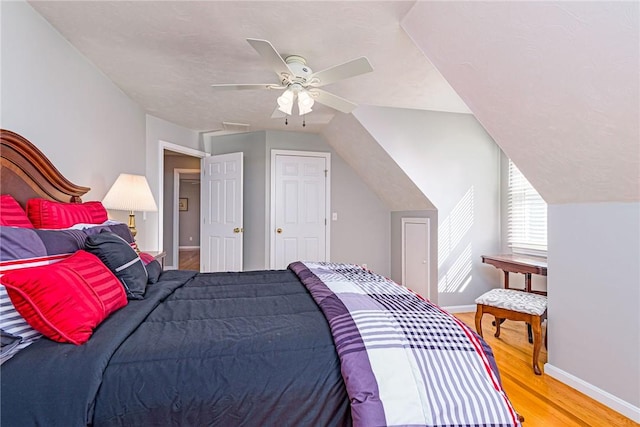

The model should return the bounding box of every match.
[481,254,547,295]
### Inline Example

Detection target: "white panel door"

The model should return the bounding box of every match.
[272,153,329,269]
[200,152,243,272]
[402,218,430,298]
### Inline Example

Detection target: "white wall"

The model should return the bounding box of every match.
[329,147,391,273]
[1,1,145,205]
[178,180,200,247]
[355,106,502,307]
[547,202,640,415]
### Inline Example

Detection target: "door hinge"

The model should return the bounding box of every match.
[324,169,328,177]
[325,218,327,225]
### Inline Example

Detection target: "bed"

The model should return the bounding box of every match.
[0,129,522,427]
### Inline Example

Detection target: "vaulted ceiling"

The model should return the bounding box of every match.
[29,1,468,134]
[403,1,639,204]
[28,1,639,205]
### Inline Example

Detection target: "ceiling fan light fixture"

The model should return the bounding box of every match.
[277,89,295,115]
[210,39,373,118]
[297,90,314,115]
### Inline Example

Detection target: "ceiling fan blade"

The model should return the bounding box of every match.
[210,83,284,91]
[309,57,373,87]
[310,89,358,114]
[246,38,292,82]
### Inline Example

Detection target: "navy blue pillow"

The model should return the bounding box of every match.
[85,231,147,299]
[145,260,162,284]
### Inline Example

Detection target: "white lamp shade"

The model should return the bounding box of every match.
[297,90,314,115]
[102,173,158,212]
[277,89,294,115]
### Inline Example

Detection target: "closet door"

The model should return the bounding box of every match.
[271,150,330,269]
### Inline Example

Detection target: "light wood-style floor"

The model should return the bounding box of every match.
[178,248,200,270]
[455,312,638,426]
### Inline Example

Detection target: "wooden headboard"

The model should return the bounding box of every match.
[0,129,90,208]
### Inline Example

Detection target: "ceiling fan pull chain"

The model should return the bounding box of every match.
[285,117,288,126]
[303,116,306,127]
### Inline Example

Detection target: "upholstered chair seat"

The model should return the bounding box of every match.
[475,288,547,375]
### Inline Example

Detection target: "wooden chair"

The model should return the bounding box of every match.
[475,288,547,375]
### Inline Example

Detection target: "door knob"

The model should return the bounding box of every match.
[233,227,241,233]
[276,228,283,234]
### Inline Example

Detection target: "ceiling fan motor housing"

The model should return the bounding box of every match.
[284,55,313,84]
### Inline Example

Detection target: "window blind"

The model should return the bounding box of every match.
[507,160,547,254]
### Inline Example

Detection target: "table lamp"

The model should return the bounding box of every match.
[102,173,158,242]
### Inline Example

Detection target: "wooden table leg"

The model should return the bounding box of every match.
[493,270,510,328]
[525,272,533,343]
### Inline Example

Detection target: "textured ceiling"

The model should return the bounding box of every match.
[403,1,640,204]
[29,1,469,134]
[28,1,638,205]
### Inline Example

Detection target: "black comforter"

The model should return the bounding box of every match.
[1,269,351,426]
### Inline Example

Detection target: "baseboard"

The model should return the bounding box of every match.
[178,246,200,250]
[164,265,178,271]
[545,363,640,422]
[441,304,476,313]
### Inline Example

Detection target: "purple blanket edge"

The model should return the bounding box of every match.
[289,261,387,427]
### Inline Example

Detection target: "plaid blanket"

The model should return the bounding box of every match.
[290,261,521,427]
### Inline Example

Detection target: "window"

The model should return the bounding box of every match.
[507,159,547,255]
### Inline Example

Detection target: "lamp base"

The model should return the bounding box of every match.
[127,212,137,237]
[128,212,140,253]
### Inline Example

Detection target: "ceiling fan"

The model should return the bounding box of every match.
[211,38,373,117]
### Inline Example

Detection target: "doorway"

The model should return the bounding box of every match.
[173,168,200,270]
[158,141,207,270]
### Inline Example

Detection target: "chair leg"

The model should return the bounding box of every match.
[475,306,484,338]
[494,317,502,338]
[531,316,543,375]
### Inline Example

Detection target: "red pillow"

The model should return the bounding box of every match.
[138,252,154,264]
[0,195,34,228]
[27,199,108,229]
[0,250,127,345]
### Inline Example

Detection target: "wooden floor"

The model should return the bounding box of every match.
[455,312,638,426]
[178,248,200,270]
